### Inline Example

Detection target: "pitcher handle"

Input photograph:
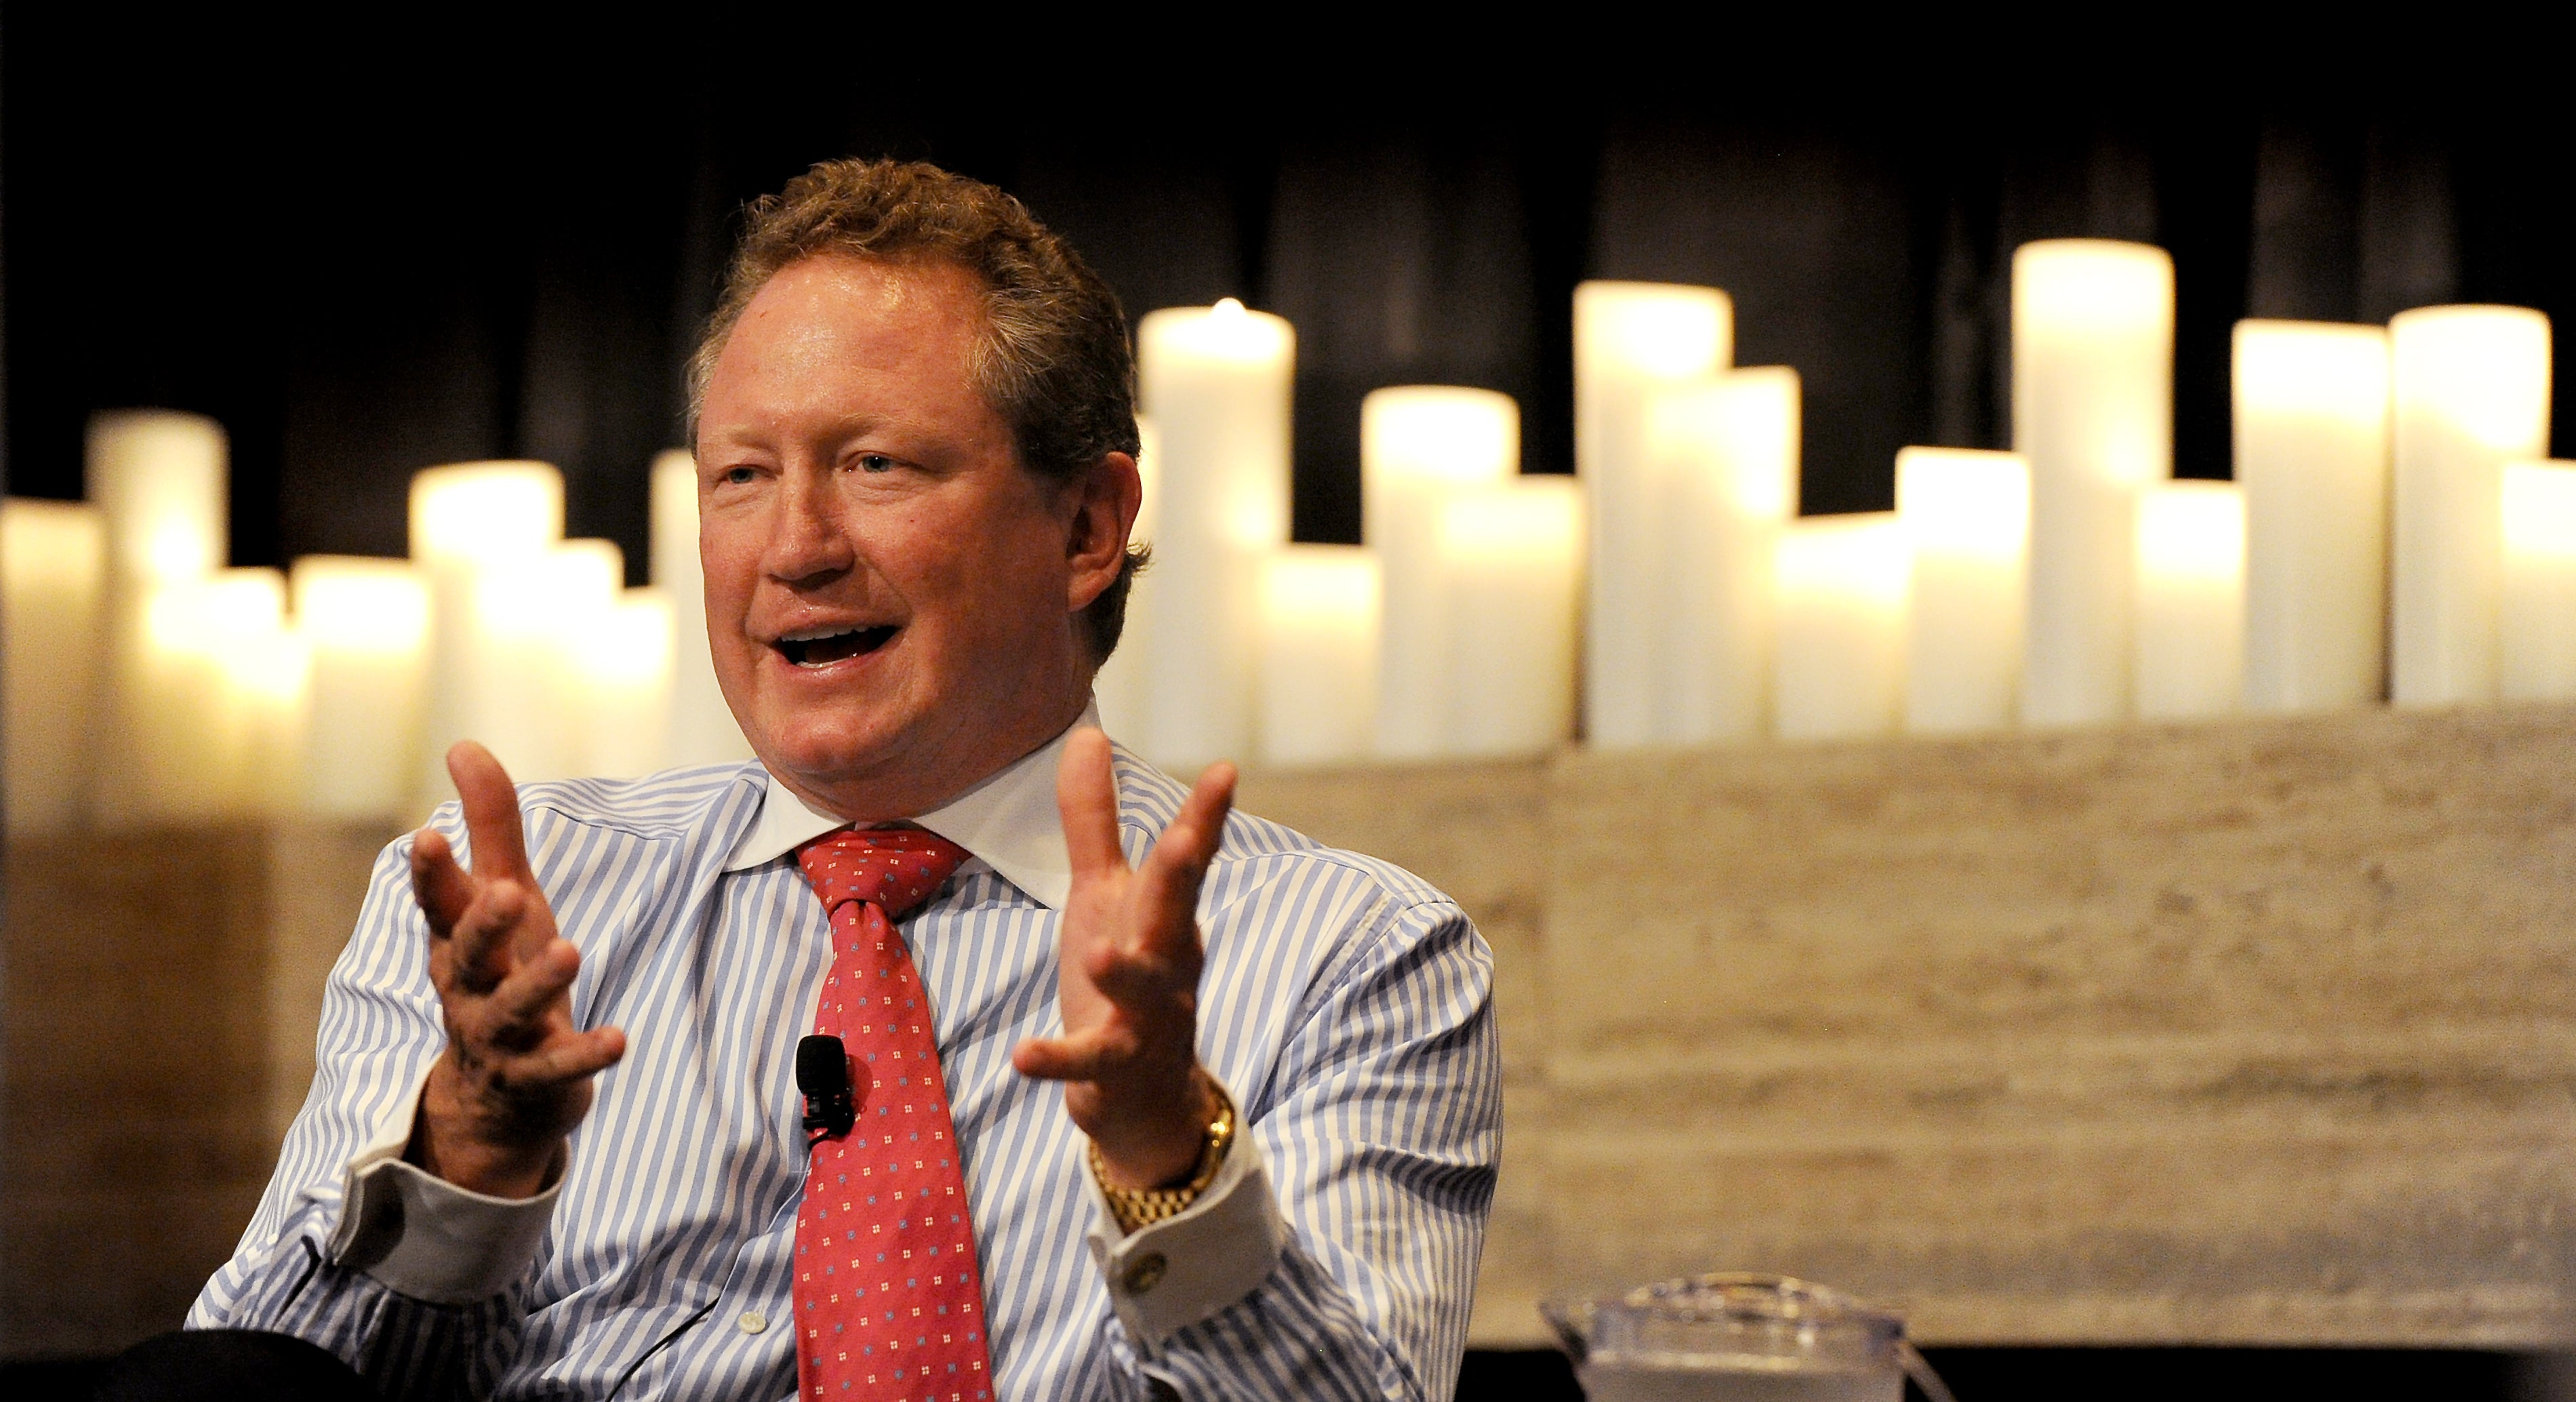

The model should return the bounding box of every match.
[1898,1340,1960,1402]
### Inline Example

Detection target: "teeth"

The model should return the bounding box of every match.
[776,622,897,667]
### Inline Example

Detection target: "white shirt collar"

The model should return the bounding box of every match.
[719,702,1093,910]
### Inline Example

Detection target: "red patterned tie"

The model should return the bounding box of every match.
[792,828,994,1402]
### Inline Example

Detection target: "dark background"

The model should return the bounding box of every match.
[7,17,2576,1399]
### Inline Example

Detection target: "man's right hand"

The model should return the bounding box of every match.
[405,741,627,1199]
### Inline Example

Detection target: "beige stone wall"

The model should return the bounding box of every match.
[8,704,2571,1355]
[1243,703,2576,1348]
[1,820,393,1357]
[1235,759,1554,1347]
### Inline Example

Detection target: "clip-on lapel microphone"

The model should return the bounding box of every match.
[797,1034,857,1141]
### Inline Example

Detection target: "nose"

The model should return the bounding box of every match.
[763,469,858,587]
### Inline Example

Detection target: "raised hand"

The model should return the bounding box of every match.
[405,741,627,1198]
[1011,728,1235,1189]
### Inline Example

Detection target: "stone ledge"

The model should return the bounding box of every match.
[2,819,395,1357]
[1241,703,2576,1347]
[8,704,2569,1353]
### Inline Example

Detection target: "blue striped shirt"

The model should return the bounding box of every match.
[190,742,1500,1399]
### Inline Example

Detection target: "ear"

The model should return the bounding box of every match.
[1065,450,1142,613]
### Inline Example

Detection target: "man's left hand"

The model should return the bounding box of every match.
[1011,727,1234,1188]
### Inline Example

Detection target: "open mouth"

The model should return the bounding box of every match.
[774,625,899,667]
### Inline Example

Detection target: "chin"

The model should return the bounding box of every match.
[761,712,910,785]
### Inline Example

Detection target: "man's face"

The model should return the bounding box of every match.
[693,254,1106,819]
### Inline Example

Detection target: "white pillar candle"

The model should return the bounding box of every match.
[229,590,313,818]
[2499,460,2576,702]
[1647,367,1798,742]
[650,448,750,769]
[470,538,621,783]
[127,580,233,819]
[1361,386,1518,758]
[1437,478,1584,758]
[1135,300,1293,769]
[1093,416,1161,753]
[127,567,299,820]
[410,461,564,802]
[1773,513,1910,741]
[2012,240,2174,726]
[1897,447,2030,734]
[89,410,226,588]
[2,499,107,831]
[290,556,432,820]
[2234,321,2393,713]
[413,460,564,565]
[570,586,678,778]
[1574,281,1732,747]
[1255,546,1380,767]
[2133,481,2247,720]
[2389,305,2552,706]
[90,410,230,823]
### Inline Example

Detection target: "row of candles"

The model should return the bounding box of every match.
[0,386,1580,831]
[0,429,752,830]
[1105,247,2575,769]
[1094,347,1585,770]
[3,237,2572,828]
[1569,267,2573,743]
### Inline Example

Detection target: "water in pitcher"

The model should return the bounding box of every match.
[1543,1275,1948,1402]
[1578,1355,1904,1402]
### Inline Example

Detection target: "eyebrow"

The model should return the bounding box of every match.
[700,408,893,454]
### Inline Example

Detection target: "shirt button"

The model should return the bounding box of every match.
[737,1310,769,1334]
[1121,1252,1169,1296]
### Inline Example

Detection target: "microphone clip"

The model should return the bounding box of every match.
[796,1033,857,1141]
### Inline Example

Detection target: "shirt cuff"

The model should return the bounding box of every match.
[1082,1092,1288,1348]
[325,1058,562,1305]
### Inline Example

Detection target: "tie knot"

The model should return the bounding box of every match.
[793,827,971,921]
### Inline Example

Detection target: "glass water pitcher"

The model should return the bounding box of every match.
[1541,1273,1958,1402]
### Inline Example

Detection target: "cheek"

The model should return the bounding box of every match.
[971,512,1076,620]
[906,493,1064,612]
[698,517,763,616]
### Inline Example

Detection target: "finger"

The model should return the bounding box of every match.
[409,824,475,938]
[447,880,529,994]
[479,940,582,1049]
[1083,924,1194,992]
[1157,761,1236,877]
[497,1025,628,1087]
[447,740,533,883]
[1011,1027,1138,1083]
[1088,940,1195,1007]
[1134,761,1236,953]
[1055,727,1127,879]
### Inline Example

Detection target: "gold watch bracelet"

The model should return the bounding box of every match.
[1087,1079,1237,1235]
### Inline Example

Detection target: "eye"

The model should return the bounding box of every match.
[858,454,895,475]
[722,465,759,485]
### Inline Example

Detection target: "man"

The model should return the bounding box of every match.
[184,159,1500,1400]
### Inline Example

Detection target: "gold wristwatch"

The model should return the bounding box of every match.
[1089,1079,1236,1235]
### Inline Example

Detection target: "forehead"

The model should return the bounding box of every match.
[700,254,992,432]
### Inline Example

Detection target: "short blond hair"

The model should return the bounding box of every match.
[689,158,1146,662]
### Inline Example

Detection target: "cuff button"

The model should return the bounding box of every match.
[1121,1252,1168,1296]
